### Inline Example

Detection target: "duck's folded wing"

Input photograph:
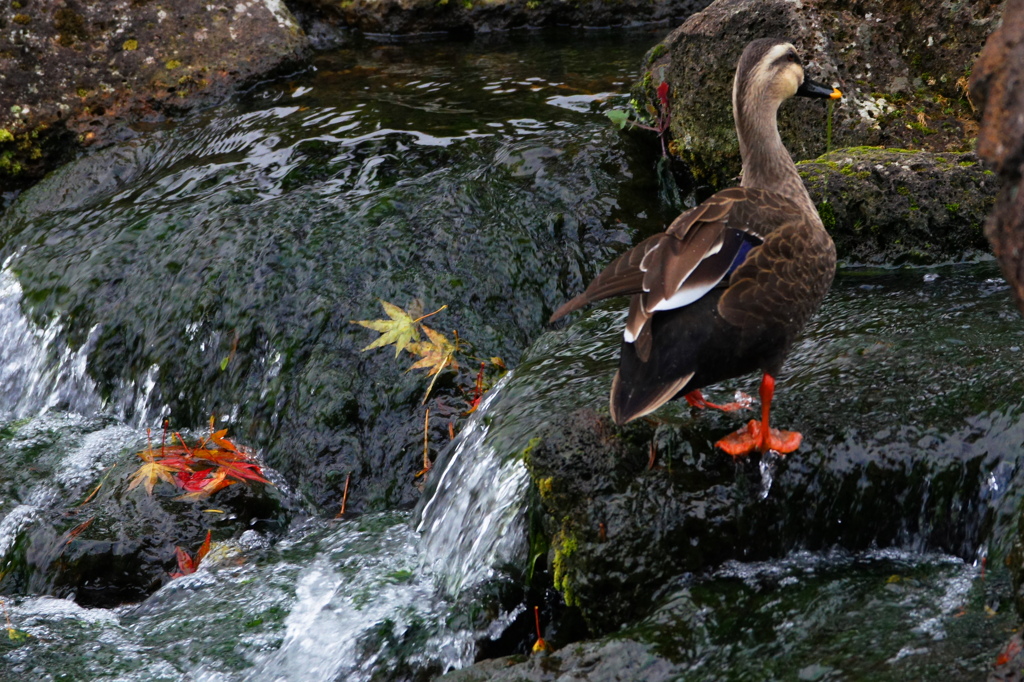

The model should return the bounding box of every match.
[548,187,801,331]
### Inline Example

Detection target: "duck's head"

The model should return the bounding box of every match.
[732,38,841,117]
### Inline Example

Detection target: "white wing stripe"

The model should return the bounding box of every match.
[650,281,718,311]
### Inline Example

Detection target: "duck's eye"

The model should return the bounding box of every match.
[774,52,800,68]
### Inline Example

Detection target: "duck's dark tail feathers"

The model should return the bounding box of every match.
[609,366,694,424]
[607,291,758,425]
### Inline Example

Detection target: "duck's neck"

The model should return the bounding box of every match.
[735,102,818,220]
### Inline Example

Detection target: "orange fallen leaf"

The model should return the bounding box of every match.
[170,530,212,578]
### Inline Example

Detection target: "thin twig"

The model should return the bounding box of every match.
[336,473,351,518]
[423,408,431,471]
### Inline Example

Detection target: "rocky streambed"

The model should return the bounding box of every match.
[0,2,1021,681]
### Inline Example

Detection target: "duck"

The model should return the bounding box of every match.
[549,38,842,457]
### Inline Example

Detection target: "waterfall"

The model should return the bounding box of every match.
[0,267,101,420]
[416,375,530,598]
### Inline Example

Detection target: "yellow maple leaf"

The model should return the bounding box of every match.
[352,301,447,358]
[407,326,458,376]
[352,300,421,357]
[407,326,460,404]
[127,458,181,495]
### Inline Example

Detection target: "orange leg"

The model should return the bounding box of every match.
[684,390,752,413]
[714,373,802,457]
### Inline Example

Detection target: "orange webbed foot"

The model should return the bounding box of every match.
[715,419,802,457]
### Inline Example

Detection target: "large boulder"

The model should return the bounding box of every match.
[502,260,1024,635]
[971,0,1024,316]
[0,415,290,608]
[292,0,712,36]
[0,0,307,190]
[637,0,1001,188]
[799,147,997,265]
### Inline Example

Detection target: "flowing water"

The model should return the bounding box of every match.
[0,28,1022,682]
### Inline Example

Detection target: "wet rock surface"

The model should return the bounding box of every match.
[292,0,711,36]
[484,262,1024,635]
[444,551,1012,681]
[972,0,1024,317]
[0,0,307,190]
[439,638,683,681]
[798,147,997,265]
[424,261,1024,680]
[0,415,289,608]
[636,0,999,188]
[0,33,670,515]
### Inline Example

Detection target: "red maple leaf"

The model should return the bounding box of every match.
[657,81,670,107]
[170,530,212,578]
[176,468,214,492]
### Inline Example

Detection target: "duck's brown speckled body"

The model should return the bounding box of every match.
[550,38,842,456]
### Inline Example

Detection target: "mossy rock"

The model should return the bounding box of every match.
[632,0,999,189]
[798,147,996,264]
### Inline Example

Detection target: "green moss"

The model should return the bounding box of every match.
[0,418,31,440]
[0,129,12,143]
[165,59,182,70]
[907,121,938,135]
[645,42,667,67]
[839,146,886,153]
[945,203,960,213]
[12,13,29,24]
[896,186,911,196]
[552,529,580,606]
[537,476,553,499]
[122,39,138,51]
[959,160,976,167]
[520,436,541,465]
[818,200,836,231]
[0,150,23,176]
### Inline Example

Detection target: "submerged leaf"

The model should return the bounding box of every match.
[170,530,212,578]
[407,326,458,377]
[352,300,423,357]
[173,470,237,501]
[176,468,214,492]
[6,627,30,642]
[128,459,184,495]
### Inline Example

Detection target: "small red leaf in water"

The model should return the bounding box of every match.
[170,530,212,578]
[176,468,214,492]
[196,530,212,564]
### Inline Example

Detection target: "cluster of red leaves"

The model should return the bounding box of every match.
[128,423,271,500]
[171,530,211,579]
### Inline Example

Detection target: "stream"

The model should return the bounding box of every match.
[0,28,1022,682]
